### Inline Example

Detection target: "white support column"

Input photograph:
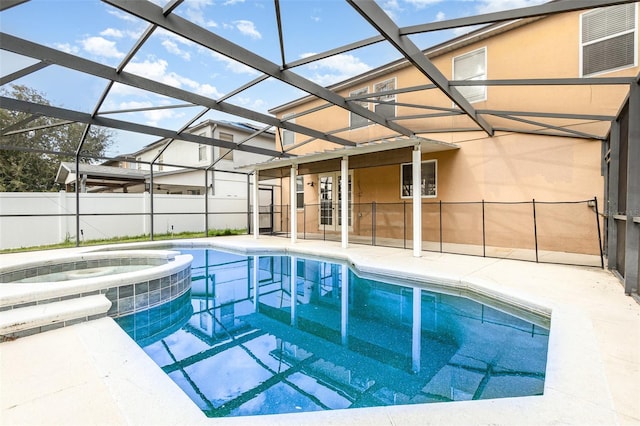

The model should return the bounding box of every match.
[252,170,259,239]
[341,264,349,346]
[290,164,297,243]
[253,255,259,312]
[290,256,297,326]
[341,156,349,249]
[412,145,422,257]
[412,287,422,373]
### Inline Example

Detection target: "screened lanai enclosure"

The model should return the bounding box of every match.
[0,0,638,295]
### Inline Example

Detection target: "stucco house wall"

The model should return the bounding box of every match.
[268,5,639,256]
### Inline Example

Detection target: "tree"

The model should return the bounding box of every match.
[0,85,114,192]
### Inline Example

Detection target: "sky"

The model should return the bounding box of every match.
[0,0,547,156]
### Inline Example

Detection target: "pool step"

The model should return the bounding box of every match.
[0,295,111,341]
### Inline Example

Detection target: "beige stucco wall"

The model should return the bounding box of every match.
[271,6,639,255]
[280,132,603,254]
[281,9,638,151]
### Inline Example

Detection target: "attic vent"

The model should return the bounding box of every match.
[581,3,636,76]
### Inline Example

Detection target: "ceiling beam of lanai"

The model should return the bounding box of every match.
[103,0,415,140]
[348,0,494,136]
[0,97,286,158]
[288,0,637,71]
[0,32,355,149]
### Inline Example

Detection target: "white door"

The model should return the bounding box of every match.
[319,172,352,231]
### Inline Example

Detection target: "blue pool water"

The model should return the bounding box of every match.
[116,248,550,417]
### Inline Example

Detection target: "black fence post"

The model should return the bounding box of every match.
[482,199,486,257]
[269,204,274,235]
[594,196,604,269]
[323,209,326,241]
[439,200,443,253]
[532,199,539,263]
[403,201,407,250]
[372,201,376,246]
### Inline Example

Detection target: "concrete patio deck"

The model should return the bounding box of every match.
[1,235,639,425]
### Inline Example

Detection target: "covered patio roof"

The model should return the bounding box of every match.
[249,137,459,179]
[55,162,147,191]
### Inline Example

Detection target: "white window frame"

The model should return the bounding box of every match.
[282,113,295,146]
[218,132,234,161]
[318,171,354,231]
[400,159,437,199]
[373,77,396,119]
[198,144,207,162]
[157,151,164,171]
[349,86,370,129]
[452,47,487,104]
[198,132,208,162]
[296,176,304,209]
[580,3,637,77]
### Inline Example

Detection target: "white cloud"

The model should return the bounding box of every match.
[162,39,191,61]
[435,11,445,21]
[100,28,124,38]
[118,100,154,110]
[182,0,213,27]
[117,100,182,126]
[224,0,245,4]
[301,53,371,86]
[384,0,402,10]
[382,0,402,20]
[123,58,223,98]
[81,36,124,59]
[404,0,443,9]
[106,8,139,23]
[53,42,79,55]
[155,29,199,61]
[185,0,213,7]
[475,0,546,14]
[210,51,259,75]
[198,84,223,99]
[234,20,261,40]
[234,96,268,113]
[125,59,172,82]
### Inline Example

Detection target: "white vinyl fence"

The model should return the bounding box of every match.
[0,191,249,250]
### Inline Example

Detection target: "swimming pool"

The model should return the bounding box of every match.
[117,248,550,417]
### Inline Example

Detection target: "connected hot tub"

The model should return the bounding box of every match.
[0,250,193,339]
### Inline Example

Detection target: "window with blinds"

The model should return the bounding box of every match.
[296,176,304,208]
[349,86,369,129]
[581,3,636,76]
[373,78,396,119]
[400,160,437,198]
[452,47,486,103]
[281,113,295,146]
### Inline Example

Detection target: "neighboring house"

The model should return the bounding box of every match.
[56,120,277,197]
[255,3,639,258]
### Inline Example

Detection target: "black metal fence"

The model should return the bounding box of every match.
[260,198,604,268]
